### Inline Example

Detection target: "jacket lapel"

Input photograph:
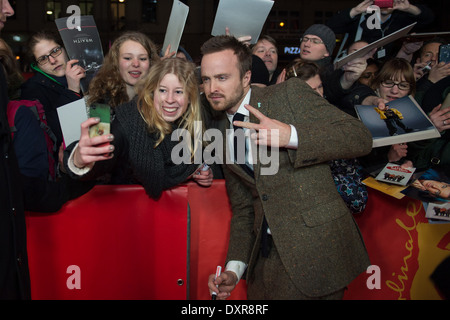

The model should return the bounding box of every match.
[248,88,270,180]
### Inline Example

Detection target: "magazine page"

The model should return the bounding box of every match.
[211,0,274,44]
[402,167,450,222]
[55,16,104,94]
[355,95,440,148]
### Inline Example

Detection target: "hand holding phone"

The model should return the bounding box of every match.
[438,44,450,64]
[374,0,393,8]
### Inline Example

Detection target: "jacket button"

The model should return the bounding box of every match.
[262,194,269,201]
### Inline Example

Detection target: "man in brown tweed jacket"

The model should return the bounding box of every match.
[203,35,373,300]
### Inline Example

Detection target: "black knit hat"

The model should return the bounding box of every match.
[302,24,336,55]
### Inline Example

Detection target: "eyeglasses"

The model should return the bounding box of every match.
[36,46,63,65]
[300,37,324,45]
[381,80,410,91]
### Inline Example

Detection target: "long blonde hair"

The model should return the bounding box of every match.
[137,57,203,155]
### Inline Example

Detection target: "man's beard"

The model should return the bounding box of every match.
[207,86,245,113]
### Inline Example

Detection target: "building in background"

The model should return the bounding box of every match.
[2,0,447,70]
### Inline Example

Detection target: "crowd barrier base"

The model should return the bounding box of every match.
[25,180,449,300]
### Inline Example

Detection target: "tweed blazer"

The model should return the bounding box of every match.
[222,78,373,297]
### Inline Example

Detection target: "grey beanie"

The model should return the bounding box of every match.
[302,24,336,55]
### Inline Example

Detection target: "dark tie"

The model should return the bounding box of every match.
[232,113,245,164]
[232,113,254,178]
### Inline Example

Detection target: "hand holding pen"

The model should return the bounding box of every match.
[208,266,238,300]
[211,266,221,300]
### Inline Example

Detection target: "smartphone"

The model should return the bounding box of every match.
[88,103,111,146]
[374,0,393,8]
[438,44,450,64]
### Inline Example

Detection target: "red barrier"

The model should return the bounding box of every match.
[25,180,450,300]
[26,185,190,300]
[188,181,247,300]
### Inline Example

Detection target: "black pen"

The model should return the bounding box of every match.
[211,265,221,300]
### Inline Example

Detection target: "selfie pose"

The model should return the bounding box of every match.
[64,58,213,199]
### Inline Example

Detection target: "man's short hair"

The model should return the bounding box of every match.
[252,34,278,53]
[201,35,252,78]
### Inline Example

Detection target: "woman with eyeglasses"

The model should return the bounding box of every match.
[20,30,86,156]
[2,31,94,214]
[357,57,417,174]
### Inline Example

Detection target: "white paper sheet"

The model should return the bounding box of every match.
[57,98,88,147]
[211,0,274,44]
[161,0,189,55]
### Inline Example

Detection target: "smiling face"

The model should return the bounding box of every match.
[118,40,150,92]
[32,39,68,77]
[153,73,189,122]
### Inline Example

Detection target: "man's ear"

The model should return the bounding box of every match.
[243,70,251,87]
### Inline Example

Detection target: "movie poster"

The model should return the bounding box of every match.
[55,16,104,94]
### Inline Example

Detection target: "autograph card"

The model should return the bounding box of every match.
[375,163,416,186]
